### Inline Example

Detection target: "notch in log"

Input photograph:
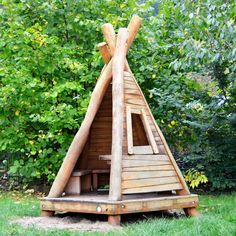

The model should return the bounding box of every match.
[97,42,111,64]
[101,23,116,56]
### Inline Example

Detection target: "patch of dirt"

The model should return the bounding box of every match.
[12,215,121,232]
[12,210,185,232]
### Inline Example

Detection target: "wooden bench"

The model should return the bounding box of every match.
[65,170,92,195]
[65,169,111,194]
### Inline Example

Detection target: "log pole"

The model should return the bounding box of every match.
[101,23,116,56]
[126,15,142,52]
[109,28,129,201]
[48,60,113,198]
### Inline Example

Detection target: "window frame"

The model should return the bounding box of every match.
[126,106,159,155]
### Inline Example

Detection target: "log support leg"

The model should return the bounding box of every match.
[108,215,121,226]
[184,207,199,217]
[41,210,54,217]
[92,173,98,191]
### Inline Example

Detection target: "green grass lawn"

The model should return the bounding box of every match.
[0,191,235,236]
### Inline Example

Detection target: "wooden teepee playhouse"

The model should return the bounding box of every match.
[41,15,199,225]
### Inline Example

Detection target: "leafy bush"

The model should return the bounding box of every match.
[0,0,154,183]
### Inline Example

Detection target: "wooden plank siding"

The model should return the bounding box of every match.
[124,73,166,155]
[83,84,112,170]
[122,183,183,194]
[122,72,183,194]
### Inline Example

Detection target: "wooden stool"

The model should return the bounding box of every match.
[64,170,92,195]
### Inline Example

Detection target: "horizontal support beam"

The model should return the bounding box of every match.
[41,194,198,215]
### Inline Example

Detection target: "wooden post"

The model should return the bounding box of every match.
[48,60,113,198]
[184,207,199,217]
[108,215,121,226]
[109,28,129,201]
[97,42,111,64]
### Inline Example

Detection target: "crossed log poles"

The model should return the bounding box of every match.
[48,15,142,201]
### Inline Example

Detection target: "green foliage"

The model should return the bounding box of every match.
[184,168,208,189]
[0,0,154,183]
[0,0,235,191]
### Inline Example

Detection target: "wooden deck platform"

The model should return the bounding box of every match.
[41,192,198,215]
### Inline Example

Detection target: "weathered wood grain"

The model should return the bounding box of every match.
[123,165,174,172]
[126,106,133,154]
[122,176,179,189]
[122,183,183,194]
[122,170,176,180]
[41,194,198,215]
[109,28,129,201]
[122,159,170,168]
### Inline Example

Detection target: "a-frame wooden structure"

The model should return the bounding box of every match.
[41,16,199,226]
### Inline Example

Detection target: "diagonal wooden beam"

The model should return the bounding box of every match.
[126,15,142,53]
[48,60,113,198]
[109,28,129,201]
[101,23,116,56]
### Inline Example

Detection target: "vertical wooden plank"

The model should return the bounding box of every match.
[64,176,81,195]
[109,28,129,201]
[81,175,92,192]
